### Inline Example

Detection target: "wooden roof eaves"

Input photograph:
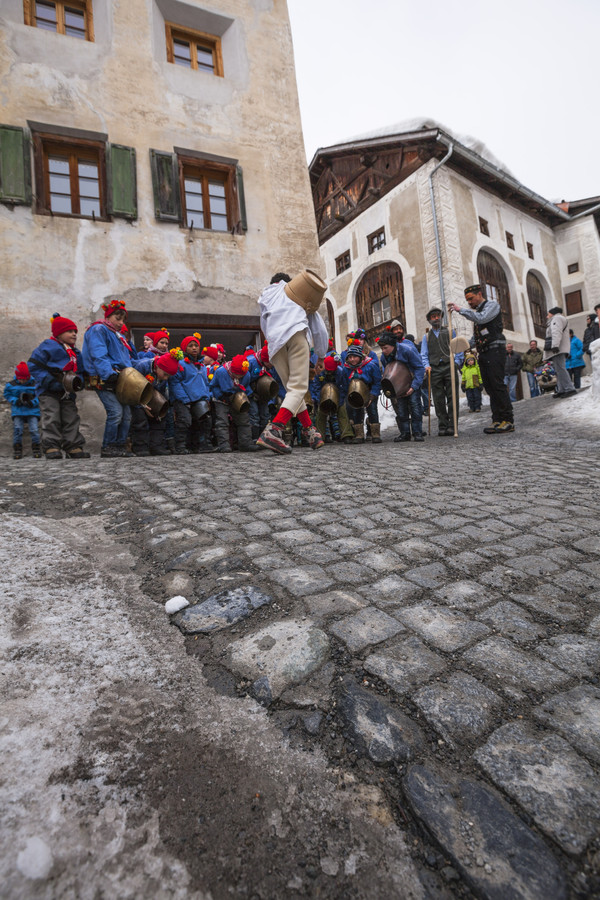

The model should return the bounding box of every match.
[310,127,573,228]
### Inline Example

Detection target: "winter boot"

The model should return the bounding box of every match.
[365,422,372,442]
[301,425,325,450]
[166,436,176,455]
[256,421,293,455]
[370,423,382,444]
[66,447,91,459]
[13,443,23,460]
[251,425,261,441]
[45,447,62,460]
[353,423,365,444]
[32,443,42,459]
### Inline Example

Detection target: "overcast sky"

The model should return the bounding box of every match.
[287,0,599,203]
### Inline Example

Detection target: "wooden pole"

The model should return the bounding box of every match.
[448,307,459,438]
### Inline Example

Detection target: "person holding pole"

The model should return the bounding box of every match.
[448,284,514,434]
[420,307,461,437]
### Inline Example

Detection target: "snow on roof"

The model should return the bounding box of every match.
[339,117,516,179]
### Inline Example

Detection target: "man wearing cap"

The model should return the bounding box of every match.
[420,307,461,436]
[448,285,514,433]
[256,272,329,454]
[544,307,576,399]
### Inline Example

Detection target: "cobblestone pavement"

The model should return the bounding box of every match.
[1,396,599,899]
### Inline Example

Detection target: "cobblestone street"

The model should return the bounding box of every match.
[1,396,599,899]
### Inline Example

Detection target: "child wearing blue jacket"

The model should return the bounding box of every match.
[3,362,41,459]
[28,314,89,460]
[209,355,257,452]
[170,335,214,454]
[377,332,425,442]
[310,356,354,443]
[339,346,382,444]
[81,299,143,458]
[247,346,277,440]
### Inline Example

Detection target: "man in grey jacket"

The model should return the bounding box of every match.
[544,307,576,399]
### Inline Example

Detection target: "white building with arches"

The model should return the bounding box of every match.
[310,122,600,397]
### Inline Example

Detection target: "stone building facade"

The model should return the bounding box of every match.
[309,124,600,396]
[0,0,319,363]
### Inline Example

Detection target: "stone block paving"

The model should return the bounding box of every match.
[3,418,600,898]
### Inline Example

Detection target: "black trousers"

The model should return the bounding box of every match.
[430,365,459,431]
[479,346,513,424]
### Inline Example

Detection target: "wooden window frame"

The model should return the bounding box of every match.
[335,250,351,276]
[565,290,583,316]
[23,0,94,41]
[32,131,107,219]
[178,154,236,232]
[505,231,514,250]
[367,228,386,255]
[527,241,534,259]
[372,295,391,328]
[567,262,579,274]
[165,22,223,77]
[479,216,490,237]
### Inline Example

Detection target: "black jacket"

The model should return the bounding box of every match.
[583,318,599,354]
[504,351,522,376]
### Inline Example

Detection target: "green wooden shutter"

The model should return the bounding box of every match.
[236,164,247,232]
[149,149,182,223]
[0,125,32,205]
[107,144,137,219]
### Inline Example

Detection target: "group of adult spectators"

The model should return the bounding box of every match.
[503,303,599,402]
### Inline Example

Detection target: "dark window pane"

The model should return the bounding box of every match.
[80,197,101,217]
[50,193,72,214]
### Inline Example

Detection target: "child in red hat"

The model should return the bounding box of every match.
[309,355,354,444]
[3,362,42,459]
[209,354,258,452]
[28,314,89,460]
[129,350,181,456]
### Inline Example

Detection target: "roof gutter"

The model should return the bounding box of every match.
[427,139,454,324]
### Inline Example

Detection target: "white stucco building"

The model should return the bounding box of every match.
[0,0,319,361]
[309,121,600,397]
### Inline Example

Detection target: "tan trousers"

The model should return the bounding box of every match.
[271,330,310,416]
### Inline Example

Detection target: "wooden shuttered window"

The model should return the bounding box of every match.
[107,144,137,219]
[151,149,247,233]
[150,149,182,223]
[0,125,32,205]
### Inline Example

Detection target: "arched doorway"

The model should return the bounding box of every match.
[477,250,514,331]
[355,262,404,341]
[526,272,547,339]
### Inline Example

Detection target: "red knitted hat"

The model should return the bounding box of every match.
[216,344,225,354]
[230,354,250,377]
[15,361,30,379]
[153,330,170,345]
[154,353,179,376]
[181,333,202,353]
[324,356,338,372]
[203,346,218,361]
[102,299,127,318]
[259,345,270,365]
[51,313,77,338]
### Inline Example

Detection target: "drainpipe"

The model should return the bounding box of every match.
[428,139,454,324]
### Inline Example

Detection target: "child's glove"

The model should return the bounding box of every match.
[21,392,35,407]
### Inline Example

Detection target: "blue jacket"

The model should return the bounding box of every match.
[81,323,140,380]
[169,359,210,403]
[387,340,425,391]
[338,356,381,403]
[29,339,85,398]
[566,335,585,370]
[3,378,41,417]
[209,365,253,402]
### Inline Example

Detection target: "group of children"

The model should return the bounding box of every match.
[3,299,485,459]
